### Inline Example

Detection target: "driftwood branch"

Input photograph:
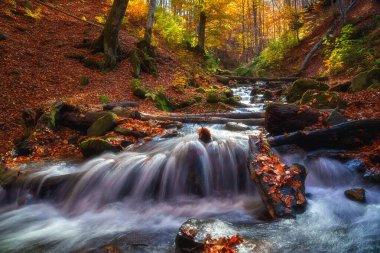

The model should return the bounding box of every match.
[268,119,380,150]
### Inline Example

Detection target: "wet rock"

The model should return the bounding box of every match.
[156,120,183,129]
[324,109,347,126]
[344,188,366,203]
[79,138,120,157]
[329,81,351,92]
[265,103,319,135]
[263,90,273,100]
[300,90,346,109]
[286,79,329,103]
[175,218,271,253]
[162,129,180,138]
[87,113,117,136]
[225,122,250,131]
[349,68,380,92]
[115,125,148,138]
[250,88,259,96]
[248,136,307,219]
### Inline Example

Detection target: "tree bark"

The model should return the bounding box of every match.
[93,0,129,68]
[144,0,157,47]
[197,10,206,52]
[268,119,380,150]
[252,0,260,54]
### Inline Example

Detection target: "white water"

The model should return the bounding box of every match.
[0,85,379,253]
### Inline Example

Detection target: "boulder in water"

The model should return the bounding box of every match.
[286,79,329,103]
[225,122,250,131]
[344,188,366,203]
[79,138,120,157]
[248,136,307,219]
[87,113,117,136]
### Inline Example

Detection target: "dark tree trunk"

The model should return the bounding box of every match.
[144,0,157,48]
[268,119,380,150]
[265,103,320,135]
[252,0,259,54]
[197,10,206,52]
[93,0,129,68]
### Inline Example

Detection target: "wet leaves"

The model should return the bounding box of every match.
[203,233,243,253]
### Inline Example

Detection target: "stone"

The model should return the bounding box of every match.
[300,90,346,109]
[263,90,273,100]
[79,138,119,157]
[344,188,366,203]
[87,113,116,136]
[349,68,380,92]
[225,122,250,131]
[286,79,329,103]
[324,109,347,126]
[103,102,139,110]
[114,125,148,138]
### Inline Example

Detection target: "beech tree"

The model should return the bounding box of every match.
[144,0,157,48]
[93,0,129,68]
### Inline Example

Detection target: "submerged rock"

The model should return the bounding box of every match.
[286,79,329,103]
[344,188,366,203]
[225,122,250,131]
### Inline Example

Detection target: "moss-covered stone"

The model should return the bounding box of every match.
[131,79,146,99]
[300,90,346,109]
[79,138,119,157]
[349,68,380,92]
[287,79,329,103]
[206,89,221,103]
[87,113,116,136]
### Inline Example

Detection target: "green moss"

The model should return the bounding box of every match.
[300,90,346,109]
[87,113,116,136]
[80,75,90,86]
[195,87,206,93]
[99,95,110,103]
[154,93,171,111]
[131,79,146,99]
[287,79,329,103]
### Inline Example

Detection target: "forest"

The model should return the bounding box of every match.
[0,0,380,252]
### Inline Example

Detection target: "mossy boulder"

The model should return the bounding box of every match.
[287,79,329,103]
[300,90,346,109]
[349,68,380,92]
[79,138,119,157]
[87,113,117,136]
[131,79,146,99]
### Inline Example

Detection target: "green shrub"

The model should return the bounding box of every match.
[131,79,146,98]
[324,24,372,75]
[154,7,188,45]
[80,75,90,86]
[99,95,110,103]
[235,66,251,76]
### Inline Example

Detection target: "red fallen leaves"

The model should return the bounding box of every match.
[203,234,243,253]
[118,118,165,137]
[253,136,305,208]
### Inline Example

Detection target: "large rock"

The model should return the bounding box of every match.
[248,136,307,219]
[349,68,380,92]
[265,103,319,135]
[300,90,346,109]
[87,113,117,136]
[286,79,329,102]
[175,218,271,253]
[79,138,119,157]
[344,188,366,203]
[225,122,250,131]
[114,125,148,138]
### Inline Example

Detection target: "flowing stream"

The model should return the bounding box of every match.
[0,84,379,253]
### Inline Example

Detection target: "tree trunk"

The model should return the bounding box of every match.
[93,0,129,68]
[337,0,346,21]
[144,0,157,48]
[268,119,380,150]
[252,0,259,54]
[197,10,206,52]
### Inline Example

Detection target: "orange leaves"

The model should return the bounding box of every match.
[203,234,243,253]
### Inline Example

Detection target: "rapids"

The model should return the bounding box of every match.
[0,85,379,253]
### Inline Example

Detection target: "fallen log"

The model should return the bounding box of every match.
[248,135,307,219]
[268,119,380,150]
[141,113,265,126]
[215,75,299,84]
[143,111,264,119]
[265,103,320,135]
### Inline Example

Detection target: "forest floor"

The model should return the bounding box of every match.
[0,0,227,155]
